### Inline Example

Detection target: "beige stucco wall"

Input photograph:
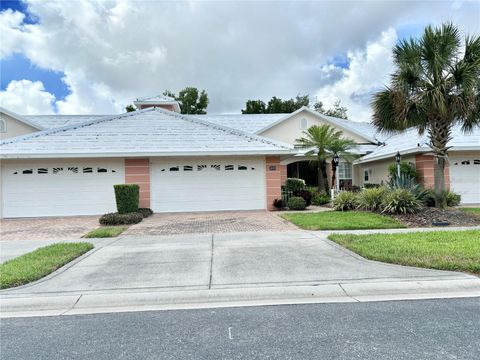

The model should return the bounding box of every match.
[259,110,369,145]
[354,155,416,187]
[0,113,39,140]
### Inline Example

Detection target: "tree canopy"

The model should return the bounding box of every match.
[163,87,209,114]
[241,95,309,114]
[313,99,349,119]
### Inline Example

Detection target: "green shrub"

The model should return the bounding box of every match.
[364,183,381,189]
[381,188,423,214]
[387,174,429,202]
[333,191,358,211]
[138,208,154,218]
[388,161,417,181]
[357,187,387,211]
[287,196,307,210]
[312,193,331,206]
[114,184,139,214]
[99,212,143,225]
[443,190,461,207]
[273,198,285,209]
[284,178,306,192]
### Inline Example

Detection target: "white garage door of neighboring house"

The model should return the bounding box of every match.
[151,158,266,212]
[2,160,124,218]
[449,155,480,204]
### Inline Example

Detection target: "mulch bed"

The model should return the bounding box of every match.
[392,207,480,228]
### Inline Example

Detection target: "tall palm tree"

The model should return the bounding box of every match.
[372,23,480,207]
[296,124,356,193]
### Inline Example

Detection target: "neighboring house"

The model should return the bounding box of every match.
[0,97,478,218]
[0,107,45,140]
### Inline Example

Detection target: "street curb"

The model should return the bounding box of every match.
[2,277,480,318]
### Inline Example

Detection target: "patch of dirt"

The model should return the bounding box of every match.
[392,208,480,228]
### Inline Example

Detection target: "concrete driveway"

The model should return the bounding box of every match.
[1,231,472,296]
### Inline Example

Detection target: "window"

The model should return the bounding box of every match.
[461,160,471,165]
[197,165,207,171]
[169,166,179,172]
[38,168,48,174]
[238,165,247,170]
[97,168,108,173]
[364,169,370,182]
[338,162,353,190]
[0,119,6,133]
[474,160,480,165]
[83,167,93,173]
[68,167,78,174]
[183,165,193,171]
[22,169,33,174]
[300,117,308,129]
[211,164,221,171]
[53,167,64,174]
[225,165,234,171]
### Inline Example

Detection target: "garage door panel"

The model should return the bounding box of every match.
[3,160,124,217]
[151,158,266,212]
[449,155,480,204]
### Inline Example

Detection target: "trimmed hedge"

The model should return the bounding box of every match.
[114,184,139,214]
[284,178,306,192]
[99,212,143,225]
[138,208,154,218]
[287,196,307,210]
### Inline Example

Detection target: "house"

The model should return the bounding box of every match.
[0,96,479,218]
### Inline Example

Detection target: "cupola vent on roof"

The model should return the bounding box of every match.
[133,95,181,113]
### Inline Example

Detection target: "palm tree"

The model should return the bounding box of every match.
[296,124,356,193]
[372,23,480,207]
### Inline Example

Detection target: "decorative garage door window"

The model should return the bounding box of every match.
[452,159,480,165]
[13,166,118,175]
[158,164,257,173]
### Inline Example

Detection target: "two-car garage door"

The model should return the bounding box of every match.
[150,158,266,212]
[1,157,267,217]
[2,160,123,218]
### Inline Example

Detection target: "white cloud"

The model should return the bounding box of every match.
[315,28,398,122]
[0,80,55,114]
[0,0,478,115]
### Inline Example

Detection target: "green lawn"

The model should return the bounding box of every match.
[83,226,127,238]
[329,230,480,274]
[281,211,405,230]
[460,208,480,217]
[0,242,94,289]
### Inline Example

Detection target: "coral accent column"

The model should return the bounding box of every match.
[279,164,287,185]
[266,156,282,211]
[125,158,151,208]
[415,154,450,190]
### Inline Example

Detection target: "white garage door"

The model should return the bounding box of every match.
[449,155,480,204]
[2,160,124,217]
[151,158,266,212]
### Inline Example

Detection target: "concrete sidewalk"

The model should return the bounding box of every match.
[1,229,479,317]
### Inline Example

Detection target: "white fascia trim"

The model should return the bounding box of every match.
[0,107,45,131]
[255,106,377,144]
[354,147,428,164]
[0,149,298,159]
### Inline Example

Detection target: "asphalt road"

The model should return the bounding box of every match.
[1,298,479,360]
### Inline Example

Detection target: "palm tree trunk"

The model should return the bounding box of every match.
[317,155,325,193]
[320,160,330,194]
[433,155,446,208]
[429,121,451,208]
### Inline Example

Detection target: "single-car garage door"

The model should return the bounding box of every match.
[449,155,480,204]
[2,160,124,217]
[151,158,266,212]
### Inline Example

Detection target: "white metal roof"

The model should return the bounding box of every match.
[191,113,286,133]
[356,124,480,164]
[22,114,110,129]
[0,107,295,159]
